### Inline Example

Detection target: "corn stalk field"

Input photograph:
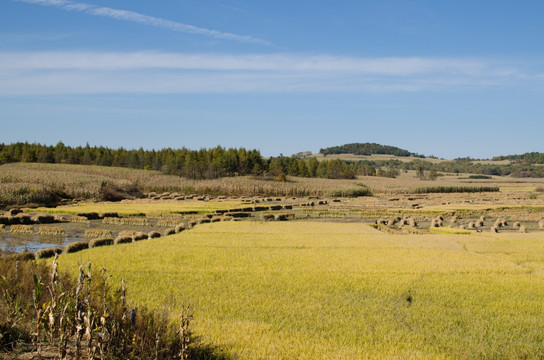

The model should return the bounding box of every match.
[57,221,544,359]
[3,163,543,207]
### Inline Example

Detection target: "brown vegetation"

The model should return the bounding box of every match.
[84,229,113,238]
[0,257,197,359]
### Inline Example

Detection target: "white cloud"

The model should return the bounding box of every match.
[0,51,535,95]
[12,0,268,44]
[0,52,494,73]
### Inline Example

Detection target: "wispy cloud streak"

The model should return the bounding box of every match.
[0,51,539,95]
[12,0,269,44]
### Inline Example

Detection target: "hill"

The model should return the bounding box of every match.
[319,143,423,157]
[493,152,544,164]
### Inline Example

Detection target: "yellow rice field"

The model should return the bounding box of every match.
[56,221,544,359]
[33,199,251,216]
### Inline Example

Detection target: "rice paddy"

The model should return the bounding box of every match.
[56,220,544,359]
[33,199,252,216]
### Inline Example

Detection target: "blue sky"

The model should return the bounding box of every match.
[1,0,543,158]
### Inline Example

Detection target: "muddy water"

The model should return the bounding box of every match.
[0,220,158,254]
[0,233,83,253]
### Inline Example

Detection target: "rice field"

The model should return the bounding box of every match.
[56,221,544,359]
[33,199,251,216]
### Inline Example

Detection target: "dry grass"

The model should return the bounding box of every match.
[156,219,184,227]
[3,163,544,208]
[102,217,150,226]
[35,247,63,259]
[69,215,90,223]
[9,225,33,233]
[37,226,65,235]
[88,237,114,248]
[63,240,89,253]
[84,229,112,238]
[0,257,197,359]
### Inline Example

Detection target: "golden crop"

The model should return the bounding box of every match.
[56,221,544,359]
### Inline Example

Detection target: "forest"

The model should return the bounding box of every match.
[1,142,544,179]
[319,142,423,157]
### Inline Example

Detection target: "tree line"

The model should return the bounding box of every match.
[319,142,423,157]
[0,142,378,180]
[2,142,543,179]
[492,152,544,164]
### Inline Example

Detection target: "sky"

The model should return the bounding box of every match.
[1,0,543,159]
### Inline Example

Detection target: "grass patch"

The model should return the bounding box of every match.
[428,227,473,235]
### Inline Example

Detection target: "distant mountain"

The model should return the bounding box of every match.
[319,143,423,158]
[493,152,544,164]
